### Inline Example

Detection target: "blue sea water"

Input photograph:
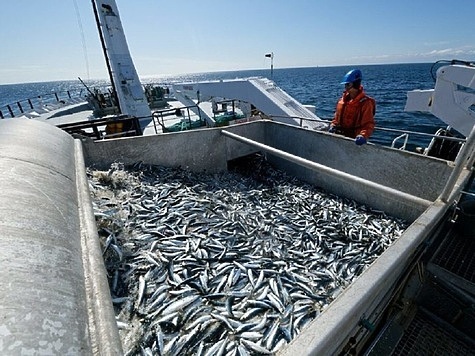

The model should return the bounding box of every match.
[0,63,447,149]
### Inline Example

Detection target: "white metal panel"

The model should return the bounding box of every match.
[95,0,151,120]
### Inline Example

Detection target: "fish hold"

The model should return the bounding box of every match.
[87,156,407,354]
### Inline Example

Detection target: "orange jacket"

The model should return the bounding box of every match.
[331,87,376,139]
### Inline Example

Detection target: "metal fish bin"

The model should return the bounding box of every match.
[87,156,408,355]
[82,120,471,354]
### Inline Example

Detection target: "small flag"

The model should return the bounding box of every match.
[265,53,272,58]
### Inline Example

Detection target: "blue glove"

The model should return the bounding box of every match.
[328,125,336,133]
[355,135,367,146]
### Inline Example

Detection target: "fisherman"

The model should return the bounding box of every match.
[329,69,376,145]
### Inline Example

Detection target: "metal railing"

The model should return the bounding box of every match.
[391,133,409,150]
[438,124,475,202]
[151,104,205,134]
[268,114,467,154]
[57,115,142,140]
[0,89,87,119]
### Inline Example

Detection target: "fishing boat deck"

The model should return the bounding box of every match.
[364,207,475,355]
[27,96,233,138]
[393,308,473,355]
[1,115,474,355]
[431,230,475,286]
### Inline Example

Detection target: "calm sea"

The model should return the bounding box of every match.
[0,63,446,148]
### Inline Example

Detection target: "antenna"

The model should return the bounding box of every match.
[265,52,274,78]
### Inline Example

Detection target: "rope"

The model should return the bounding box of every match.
[73,0,90,80]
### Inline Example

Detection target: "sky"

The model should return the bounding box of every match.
[1,0,474,85]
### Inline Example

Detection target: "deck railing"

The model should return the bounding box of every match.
[0,89,87,119]
[269,114,467,159]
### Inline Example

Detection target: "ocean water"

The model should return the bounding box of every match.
[0,63,447,149]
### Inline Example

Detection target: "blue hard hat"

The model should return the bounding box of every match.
[341,69,362,84]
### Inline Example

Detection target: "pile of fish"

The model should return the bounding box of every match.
[87,155,407,355]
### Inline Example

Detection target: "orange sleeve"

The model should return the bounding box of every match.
[358,98,375,139]
[331,98,343,127]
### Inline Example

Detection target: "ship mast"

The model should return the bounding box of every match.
[91,0,120,113]
[91,0,151,121]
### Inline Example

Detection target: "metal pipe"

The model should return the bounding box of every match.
[16,102,23,113]
[467,132,475,169]
[438,124,475,202]
[391,133,408,149]
[7,105,14,117]
[221,130,432,208]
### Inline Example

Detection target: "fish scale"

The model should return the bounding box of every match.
[88,159,407,355]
